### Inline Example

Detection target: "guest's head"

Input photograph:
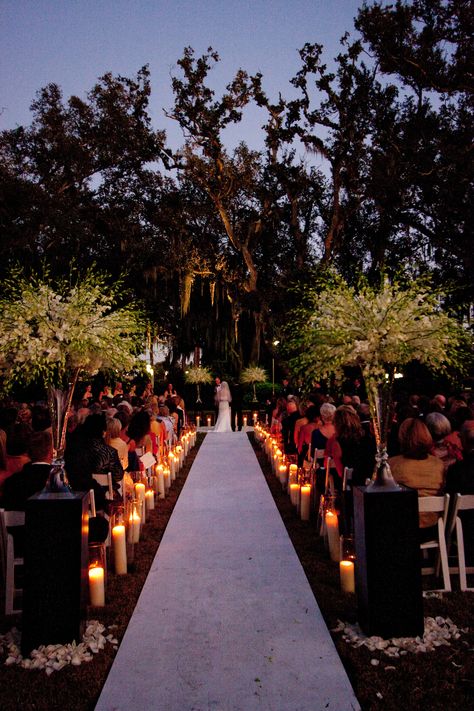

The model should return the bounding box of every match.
[77,407,91,425]
[287,400,298,414]
[114,410,131,429]
[128,410,151,444]
[28,431,53,464]
[82,413,107,440]
[425,412,451,443]
[434,394,446,409]
[398,418,433,459]
[305,405,320,423]
[31,405,51,432]
[105,417,122,444]
[6,423,32,456]
[335,405,362,441]
[320,403,336,424]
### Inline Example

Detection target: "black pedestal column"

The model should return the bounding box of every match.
[353,484,424,638]
[22,491,89,655]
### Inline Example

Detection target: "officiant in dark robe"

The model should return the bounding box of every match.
[230,380,243,432]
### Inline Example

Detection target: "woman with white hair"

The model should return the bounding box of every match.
[214,381,233,433]
[310,402,336,457]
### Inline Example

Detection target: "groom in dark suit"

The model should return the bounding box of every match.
[230,380,243,431]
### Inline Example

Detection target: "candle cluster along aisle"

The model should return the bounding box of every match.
[89,427,198,606]
[253,422,354,593]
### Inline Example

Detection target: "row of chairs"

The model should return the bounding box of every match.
[313,459,472,594]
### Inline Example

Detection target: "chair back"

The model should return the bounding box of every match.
[92,472,113,500]
[418,494,450,521]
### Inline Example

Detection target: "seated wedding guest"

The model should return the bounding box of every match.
[127,410,153,456]
[446,405,474,451]
[5,423,31,477]
[271,397,287,434]
[2,431,53,510]
[389,418,445,542]
[173,395,185,436]
[17,404,32,426]
[297,405,320,466]
[310,403,336,457]
[157,405,175,446]
[281,400,300,455]
[105,417,129,471]
[325,405,375,487]
[445,423,474,565]
[425,412,462,472]
[65,413,123,508]
[31,404,52,433]
[293,402,309,451]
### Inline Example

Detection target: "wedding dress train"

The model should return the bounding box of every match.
[214,400,232,432]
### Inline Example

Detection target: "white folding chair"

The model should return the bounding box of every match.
[418,494,451,592]
[448,493,474,591]
[92,472,113,501]
[0,509,25,615]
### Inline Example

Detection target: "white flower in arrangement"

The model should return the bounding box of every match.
[184,366,214,385]
[185,366,213,404]
[0,267,144,476]
[288,273,471,484]
[241,366,267,401]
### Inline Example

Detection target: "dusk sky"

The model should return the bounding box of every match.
[1,1,381,152]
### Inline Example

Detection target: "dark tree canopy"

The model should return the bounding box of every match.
[1,1,472,378]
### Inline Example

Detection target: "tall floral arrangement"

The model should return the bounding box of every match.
[0,267,143,489]
[287,273,471,486]
[185,366,213,403]
[241,366,267,402]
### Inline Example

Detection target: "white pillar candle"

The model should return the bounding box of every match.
[163,468,171,491]
[340,560,355,593]
[156,465,165,499]
[168,452,175,480]
[178,447,184,468]
[207,416,211,427]
[89,567,105,607]
[278,463,288,487]
[145,489,155,510]
[325,511,340,562]
[135,482,146,523]
[112,524,127,575]
[196,415,201,428]
[243,415,248,427]
[300,484,311,521]
[289,464,298,485]
[253,412,258,424]
[290,483,300,507]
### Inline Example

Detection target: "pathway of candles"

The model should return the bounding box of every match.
[96,431,359,711]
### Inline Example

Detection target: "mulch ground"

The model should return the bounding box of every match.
[0,431,473,710]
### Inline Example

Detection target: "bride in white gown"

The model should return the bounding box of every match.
[214,381,233,432]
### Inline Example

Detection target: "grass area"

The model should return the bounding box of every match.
[249,434,474,711]
[0,433,206,711]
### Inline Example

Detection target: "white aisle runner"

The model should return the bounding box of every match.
[96,432,359,711]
